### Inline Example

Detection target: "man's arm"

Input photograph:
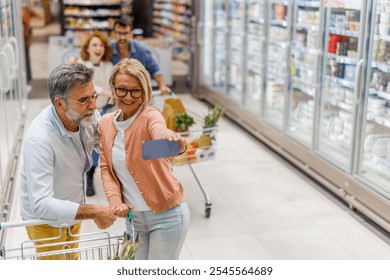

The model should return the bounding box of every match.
[154,74,171,95]
[24,137,116,229]
[75,205,116,229]
[138,42,171,94]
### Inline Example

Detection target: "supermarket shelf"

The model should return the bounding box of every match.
[152,0,192,63]
[60,0,133,36]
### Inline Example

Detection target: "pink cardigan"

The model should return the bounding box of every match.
[98,107,185,212]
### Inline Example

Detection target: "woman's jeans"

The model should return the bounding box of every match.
[126,200,190,260]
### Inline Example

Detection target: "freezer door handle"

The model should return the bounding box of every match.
[0,52,10,92]
[354,59,364,104]
[3,44,16,79]
[9,37,19,68]
[197,21,203,46]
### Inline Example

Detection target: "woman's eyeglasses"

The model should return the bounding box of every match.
[68,93,99,106]
[114,88,143,99]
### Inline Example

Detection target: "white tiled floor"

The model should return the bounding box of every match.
[4,23,390,260]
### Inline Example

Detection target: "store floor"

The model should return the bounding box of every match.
[5,23,390,260]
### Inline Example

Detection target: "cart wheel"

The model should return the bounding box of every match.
[205,207,211,218]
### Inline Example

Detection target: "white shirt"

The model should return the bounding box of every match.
[80,59,114,109]
[19,105,100,226]
[113,109,150,211]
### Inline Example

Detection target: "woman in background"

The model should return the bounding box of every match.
[70,31,114,196]
[99,58,190,259]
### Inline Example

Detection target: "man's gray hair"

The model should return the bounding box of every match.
[48,64,94,104]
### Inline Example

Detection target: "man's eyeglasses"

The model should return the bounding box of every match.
[68,93,99,106]
[115,31,131,36]
[115,88,143,99]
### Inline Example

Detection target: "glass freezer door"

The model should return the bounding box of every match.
[227,0,245,103]
[244,0,267,116]
[264,0,292,129]
[199,0,228,94]
[317,1,365,171]
[287,0,323,147]
[357,0,390,199]
[0,0,23,189]
[198,0,214,88]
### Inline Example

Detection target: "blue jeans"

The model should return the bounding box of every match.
[126,200,190,260]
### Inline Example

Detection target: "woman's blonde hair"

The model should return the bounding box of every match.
[109,58,152,106]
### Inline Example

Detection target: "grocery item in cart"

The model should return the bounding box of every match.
[161,97,186,130]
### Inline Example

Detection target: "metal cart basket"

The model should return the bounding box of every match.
[0,213,136,260]
[152,92,219,218]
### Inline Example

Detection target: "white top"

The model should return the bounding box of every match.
[112,109,150,211]
[80,59,114,109]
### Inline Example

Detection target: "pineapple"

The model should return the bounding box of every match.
[203,104,224,129]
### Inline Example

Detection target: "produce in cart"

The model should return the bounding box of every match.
[175,112,195,133]
[111,235,139,260]
[201,104,224,146]
[173,104,224,164]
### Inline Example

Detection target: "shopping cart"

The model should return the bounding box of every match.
[151,92,219,218]
[0,211,136,260]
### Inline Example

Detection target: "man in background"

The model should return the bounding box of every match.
[111,18,171,94]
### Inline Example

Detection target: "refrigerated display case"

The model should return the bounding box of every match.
[264,0,292,129]
[244,0,267,115]
[317,0,366,171]
[194,0,390,232]
[0,0,28,242]
[358,0,390,200]
[287,0,323,147]
[227,0,245,103]
[197,0,228,94]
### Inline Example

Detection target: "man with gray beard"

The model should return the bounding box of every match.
[19,64,116,259]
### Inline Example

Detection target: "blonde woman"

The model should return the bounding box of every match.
[99,58,190,259]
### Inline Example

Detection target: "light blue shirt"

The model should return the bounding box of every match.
[19,105,100,226]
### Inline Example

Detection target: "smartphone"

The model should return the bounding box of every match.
[142,139,180,160]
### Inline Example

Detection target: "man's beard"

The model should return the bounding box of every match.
[66,105,94,127]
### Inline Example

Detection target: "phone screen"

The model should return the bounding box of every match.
[142,139,180,160]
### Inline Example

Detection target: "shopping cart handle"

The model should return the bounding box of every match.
[128,210,133,220]
[0,211,134,230]
[151,90,174,96]
[0,219,72,230]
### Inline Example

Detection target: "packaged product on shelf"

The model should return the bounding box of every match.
[344,64,356,82]
[273,3,286,20]
[328,34,342,53]
[336,63,345,78]
[380,13,390,24]
[336,41,348,55]
[327,58,337,76]
[379,23,390,36]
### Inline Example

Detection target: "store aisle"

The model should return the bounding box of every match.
[6,95,390,260]
[4,23,390,260]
